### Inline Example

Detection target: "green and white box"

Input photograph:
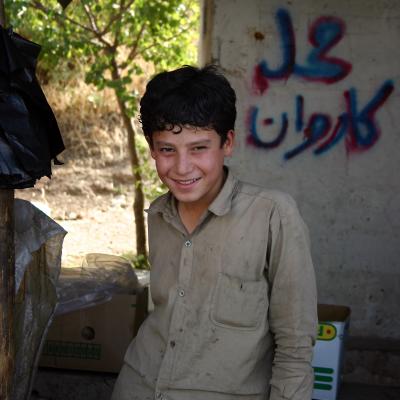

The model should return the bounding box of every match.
[312,304,351,400]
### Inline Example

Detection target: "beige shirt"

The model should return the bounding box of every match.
[122,169,317,400]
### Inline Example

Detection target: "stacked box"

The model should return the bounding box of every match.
[312,304,351,400]
[39,294,139,373]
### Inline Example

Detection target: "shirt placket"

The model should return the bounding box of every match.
[154,234,194,400]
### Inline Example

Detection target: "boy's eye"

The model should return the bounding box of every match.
[192,146,207,152]
[159,147,174,153]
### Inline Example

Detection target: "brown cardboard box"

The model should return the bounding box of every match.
[39,292,147,373]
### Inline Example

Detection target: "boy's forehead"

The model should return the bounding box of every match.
[153,126,219,142]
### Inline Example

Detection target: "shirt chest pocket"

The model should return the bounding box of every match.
[210,273,267,330]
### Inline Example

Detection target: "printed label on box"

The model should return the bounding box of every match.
[42,340,102,360]
[317,323,337,341]
[313,366,335,391]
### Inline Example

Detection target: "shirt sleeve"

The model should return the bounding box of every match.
[266,194,318,400]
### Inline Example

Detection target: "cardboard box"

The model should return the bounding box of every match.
[312,304,351,400]
[39,292,148,373]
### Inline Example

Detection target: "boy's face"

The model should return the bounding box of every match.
[151,126,234,211]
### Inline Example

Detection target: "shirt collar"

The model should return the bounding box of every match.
[146,166,238,218]
[146,191,176,218]
[208,166,238,216]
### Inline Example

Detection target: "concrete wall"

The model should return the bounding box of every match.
[201,0,400,343]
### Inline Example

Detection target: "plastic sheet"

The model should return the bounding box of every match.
[0,27,65,189]
[14,199,66,293]
[56,253,149,316]
[13,200,148,400]
[13,199,66,400]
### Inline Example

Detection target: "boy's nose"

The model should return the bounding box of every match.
[175,153,193,175]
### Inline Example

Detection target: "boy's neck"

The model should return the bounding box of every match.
[178,202,205,234]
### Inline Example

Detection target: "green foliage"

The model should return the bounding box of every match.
[6,0,199,120]
[122,251,150,270]
[6,1,199,103]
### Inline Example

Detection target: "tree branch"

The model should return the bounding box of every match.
[126,22,146,61]
[82,2,100,35]
[112,0,126,48]
[29,0,113,49]
[100,0,136,37]
[31,1,90,34]
[140,23,194,55]
[117,21,146,70]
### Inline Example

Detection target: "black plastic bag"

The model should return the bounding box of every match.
[0,26,65,189]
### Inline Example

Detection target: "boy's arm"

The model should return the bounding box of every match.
[267,195,318,400]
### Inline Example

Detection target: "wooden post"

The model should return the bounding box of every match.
[0,191,15,400]
[0,3,16,400]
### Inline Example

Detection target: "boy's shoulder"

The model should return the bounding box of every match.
[235,178,308,239]
[146,191,171,215]
[235,178,299,216]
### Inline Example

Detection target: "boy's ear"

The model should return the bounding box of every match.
[223,130,235,157]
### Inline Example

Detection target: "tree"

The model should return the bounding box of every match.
[6,0,199,260]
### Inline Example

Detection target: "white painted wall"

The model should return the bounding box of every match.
[203,0,400,339]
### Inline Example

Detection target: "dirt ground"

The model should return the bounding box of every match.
[16,157,139,268]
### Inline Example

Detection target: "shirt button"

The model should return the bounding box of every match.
[184,240,192,247]
[178,289,185,297]
[170,340,176,348]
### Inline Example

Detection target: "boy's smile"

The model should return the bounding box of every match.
[151,127,234,215]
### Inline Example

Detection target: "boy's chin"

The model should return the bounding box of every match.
[170,190,204,206]
[171,192,196,203]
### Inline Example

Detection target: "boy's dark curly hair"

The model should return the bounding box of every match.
[139,65,236,147]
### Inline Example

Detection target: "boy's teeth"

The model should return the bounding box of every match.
[178,178,199,184]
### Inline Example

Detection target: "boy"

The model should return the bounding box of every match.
[112,65,317,400]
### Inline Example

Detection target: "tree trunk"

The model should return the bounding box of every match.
[111,63,147,259]
[0,190,15,400]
